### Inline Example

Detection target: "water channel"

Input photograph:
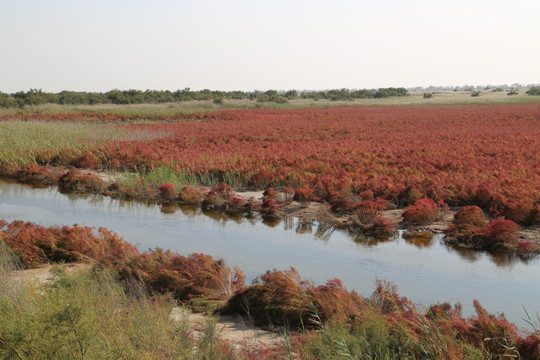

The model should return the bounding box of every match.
[0,181,539,327]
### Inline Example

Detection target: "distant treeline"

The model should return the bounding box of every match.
[408,83,540,92]
[0,87,409,108]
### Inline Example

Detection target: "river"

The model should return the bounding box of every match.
[0,180,538,328]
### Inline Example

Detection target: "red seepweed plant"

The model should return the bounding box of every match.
[402,198,447,225]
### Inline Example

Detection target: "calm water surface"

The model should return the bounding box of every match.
[1,181,539,327]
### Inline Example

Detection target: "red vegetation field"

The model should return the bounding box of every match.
[2,104,540,228]
[22,104,536,223]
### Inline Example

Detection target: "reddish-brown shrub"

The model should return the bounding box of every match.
[202,182,235,210]
[356,199,387,223]
[223,267,312,328]
[309,278,365,324]
[400,186,423,206]
[158,183,176,199]
[0,220,137,268]
[225,196,250,215]
[402,198,444,224]
[58,167,104,193]
[504,200,532,225]
[453,205,487,228]
[358,190,374,201]
[294,187,313,204]
[122,249,244,302]
[14,164,58,185]
[363,215,396,238]
[248,169,275,188]
[329,192,360,214]
[454,300,520,359]
[178,184,206,205]
[263,187,286,203]
[260,197,283,220]
[518,333,540,360]
[481,219,519,249]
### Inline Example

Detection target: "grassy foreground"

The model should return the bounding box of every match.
[1,220,539,359]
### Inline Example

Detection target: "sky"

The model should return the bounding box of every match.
[1,0,539,92]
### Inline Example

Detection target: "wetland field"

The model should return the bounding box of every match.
[1,92,540,359]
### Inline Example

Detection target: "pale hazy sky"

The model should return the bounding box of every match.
[1,0,539,92]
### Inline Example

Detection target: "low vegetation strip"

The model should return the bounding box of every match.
[1,220,539,359]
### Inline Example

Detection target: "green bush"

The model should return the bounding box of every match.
[526,86,540,95]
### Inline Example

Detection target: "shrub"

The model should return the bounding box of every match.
[471,91,481,97]
[294,187,313,205]
[308,278,365,324]
[503,200,532,224]
[263,187,286,203]
[481,219,519,250]
[224,196,250,216]
[356,199,387,223]
[526,86,540,95]
[202,182,235,210]
[0,220,137,268]
[178,184,205,205]
[58,167,105,193]
[158,183,176,200]
[122,249,244,303]
[362,215,396,238]
[423,92,433,99]
[402,198,445,225]
[249,169,275,188]
[453,205,487,228]
[329,192,360,214]
[399,186,423,206]
[14,164,58,185]
[260,197,283,220]
[224,267,312,329]
[455,300,521,359]
[518,333,540,360]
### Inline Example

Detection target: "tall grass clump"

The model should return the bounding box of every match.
[0,266,241,359]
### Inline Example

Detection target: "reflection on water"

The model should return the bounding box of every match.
[0,180,539,327]
[402,231,434,248]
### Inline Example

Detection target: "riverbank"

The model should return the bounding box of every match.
[1,221,539,359]
[3,165,539,259]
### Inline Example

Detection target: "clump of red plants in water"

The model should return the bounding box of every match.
[158,183,176,200]
[445,206,539,255]
[14,164,59,185]
[353,199,395,238]
[202,182,236,210]
[260,197,283,221]
[177,184,206,205]
[2,219,540,359]
[58,167,105,193]
[402,198,447,225]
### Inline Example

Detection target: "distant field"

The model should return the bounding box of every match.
[0,89,538,118]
